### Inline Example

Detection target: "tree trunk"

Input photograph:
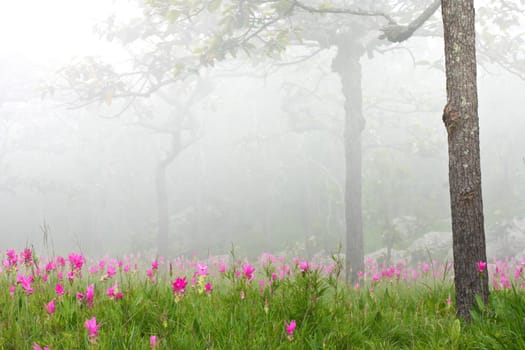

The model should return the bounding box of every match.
[332,40,366,282]
[441,0,489,320]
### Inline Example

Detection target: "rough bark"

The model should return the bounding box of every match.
[332,40,366,282]
[441,0,489,320]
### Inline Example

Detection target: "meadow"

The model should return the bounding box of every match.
[1,248,525,349]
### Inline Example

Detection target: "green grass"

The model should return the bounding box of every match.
[1,251,525,349]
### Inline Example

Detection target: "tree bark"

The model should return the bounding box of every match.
[332,40,366,282]
[441,0,489,320]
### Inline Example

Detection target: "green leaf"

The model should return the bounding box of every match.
[207,0,221,12]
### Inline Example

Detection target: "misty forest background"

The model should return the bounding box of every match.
[0,1,524,263]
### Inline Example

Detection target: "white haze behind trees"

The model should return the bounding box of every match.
[0,1,524,260]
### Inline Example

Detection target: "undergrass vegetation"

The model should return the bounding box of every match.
[1,248,525,349]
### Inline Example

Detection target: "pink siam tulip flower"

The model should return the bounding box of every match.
[6,249,18,266]
[218,262,227,274]
[501,274,511,289]
[285,320,297,338]
[55,284,65,296]
[152,260,159,270]
[88,266,99,274]
[16,274,34,294]
[107,282,122,300]
[446,295,452,307]
[147,269,154,278]
[33,344,50,350]
[67,271,75,281]
[106,265,116,278]
[98,260,106,269]
[45,300,55,315]
[422,263,430,273]
[21,248,33,264]
[299,261,309,273]
[85,316,99,338]
[86,284,95,307]
[68,253,84,271]
[172,277,188,294]
[150,335,158,348]
[56,256,66,267]
[243,263,255,280]
[477,261,487,273]
[196,263,208,276]
[372,273,380,283]
[205,282,212,293]
[9,284,16,296]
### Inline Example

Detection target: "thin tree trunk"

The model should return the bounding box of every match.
[332,40,366,282]
[441,0,489,320]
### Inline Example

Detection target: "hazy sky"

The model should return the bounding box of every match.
[0,1,131,63]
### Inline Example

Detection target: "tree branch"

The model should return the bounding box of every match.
[379,0,441,43]
[293,0,395,23]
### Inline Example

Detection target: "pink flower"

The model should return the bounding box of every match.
[243,263,255,280]
[85,316,99,338]
[205,283,213,293]
[6,249,18,267]
[107,286,116,299]
[56,256,66,267]
[299,261,309,273]
[45,300,55,315]
[33,344,50,350]
[477,261,487,273]
[107,282,121,300]
[106,265,116,278]
[67,270,75,281]
[422,263,430,273]
[218,263,227,273]
[172,277,188,294]
[151,260,159,270]
[196,263,208,276]
[285,319,296,336]
[68,253,84,270]
[86,284,95,307]
[21,248,33,264]
[9,284,15,296]
[146,269,154,278]
[446,295,451,306]
[372,273,380,282]
[55,284,64,295]
[16,274,34,294]
[150,335,158,348]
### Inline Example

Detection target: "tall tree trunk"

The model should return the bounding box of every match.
[441,0,489,320]
[332,40,366,282]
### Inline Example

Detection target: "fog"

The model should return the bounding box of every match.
[1,1,524,262]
